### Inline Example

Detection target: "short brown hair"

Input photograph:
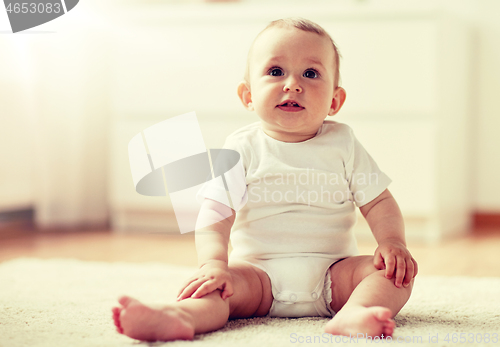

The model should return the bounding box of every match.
[244,18,342,88]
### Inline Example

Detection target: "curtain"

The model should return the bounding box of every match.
[0,3,112,229]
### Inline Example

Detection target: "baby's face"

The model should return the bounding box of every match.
[240,27,345,142]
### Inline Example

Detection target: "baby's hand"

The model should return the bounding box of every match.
[177,260,233,301]
[374,239,418,288]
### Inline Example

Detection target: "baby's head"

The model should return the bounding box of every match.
[238,18,346,142]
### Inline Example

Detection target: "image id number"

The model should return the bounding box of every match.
[6,3,62,14]
[444,333,499,344]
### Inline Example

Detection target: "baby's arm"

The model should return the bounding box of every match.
[177,198,235,301]
[359,189,418,288]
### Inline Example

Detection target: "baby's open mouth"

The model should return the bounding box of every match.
[277,100,304,111]
[280,101,300,107]
[278,101,302,107]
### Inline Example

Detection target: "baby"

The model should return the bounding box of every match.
[112,17,418,342]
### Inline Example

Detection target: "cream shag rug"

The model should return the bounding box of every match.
[1,258,499,347]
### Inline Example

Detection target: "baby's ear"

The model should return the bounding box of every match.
[328,87,346,116]
[237,81,254,111]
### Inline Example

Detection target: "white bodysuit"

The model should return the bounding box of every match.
[198,120,391,317]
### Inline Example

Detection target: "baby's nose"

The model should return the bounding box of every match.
[283,84,302,93]
[283,78,302,93]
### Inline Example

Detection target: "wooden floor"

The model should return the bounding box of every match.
[1,227,500,277]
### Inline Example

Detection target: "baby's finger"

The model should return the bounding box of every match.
[221,281,234,300]
[412,257,419,277]
[384,254,396,279]
[177,276,201,297]
[177,286,197,301]
[192,280,218,299]
[394,256,406,288]
[177,278,205,301]
[373,252,385,270]
[403,258,415,287]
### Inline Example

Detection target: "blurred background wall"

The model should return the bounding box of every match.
[0,0,499,242]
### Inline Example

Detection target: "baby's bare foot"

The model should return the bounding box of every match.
[324,306,395,338]
[111,295,194,342]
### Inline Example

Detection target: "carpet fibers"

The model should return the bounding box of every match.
[1,258,499,347]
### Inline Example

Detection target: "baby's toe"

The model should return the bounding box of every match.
[112,307,124,334]
[374,307,392,322]
[383,319,395,337]
[115,325,124,334]
[118,295,136,307]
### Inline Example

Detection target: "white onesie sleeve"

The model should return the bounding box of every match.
[345,130,392,207]
[196,136,248,212]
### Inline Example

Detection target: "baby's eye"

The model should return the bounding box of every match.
[268,68,284,77]
[303,69,319,79]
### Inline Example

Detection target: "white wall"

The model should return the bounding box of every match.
[467,1,500,212]
[437,0,500,212]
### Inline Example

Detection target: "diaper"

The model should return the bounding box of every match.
[242,256,341,318]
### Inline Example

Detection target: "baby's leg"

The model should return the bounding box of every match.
[324,255,413,337]
[112,261,272,342]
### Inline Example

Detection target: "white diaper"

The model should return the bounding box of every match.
[239,256,343,318]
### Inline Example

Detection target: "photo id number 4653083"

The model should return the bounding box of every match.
[6,3,62,14]
[443,333,498,344]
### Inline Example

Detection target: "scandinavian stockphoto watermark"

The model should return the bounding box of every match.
[127,112,245,234]
[3,0,79,33]
[247,169,379,206]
